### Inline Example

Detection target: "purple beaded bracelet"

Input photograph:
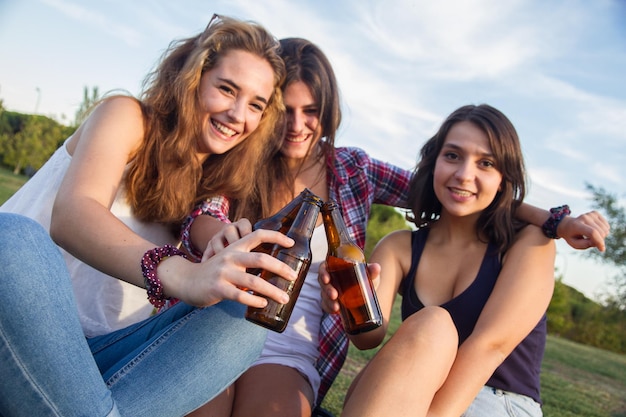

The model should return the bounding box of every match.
[541,205,571,239]
[141,245,187,308]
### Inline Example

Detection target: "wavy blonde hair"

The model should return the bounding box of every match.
[125,14,285,226]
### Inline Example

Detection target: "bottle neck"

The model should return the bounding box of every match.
[323,202,366,262]
[323,203,353,247]
[287,197,321,241]
[254,188,314,231]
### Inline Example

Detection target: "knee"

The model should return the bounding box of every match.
[0,213,62,261]
[398,306,458,350]
[0,213,51,253]
[215,300,268,353]
[0,213,70,305]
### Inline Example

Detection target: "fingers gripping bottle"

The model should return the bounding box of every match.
[245,193,322,332]
[322,200,383,335]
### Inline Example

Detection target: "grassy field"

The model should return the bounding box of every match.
[2,166,625,416]
[0,167,27,204]
[320,302,626,417]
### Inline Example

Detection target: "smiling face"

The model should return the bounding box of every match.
[196,49,275,156]
[281,80,322,162]
[433,120,503,219]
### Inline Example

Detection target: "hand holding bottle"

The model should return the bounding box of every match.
[322,200,383,335]
[318,260,381,313]
[245,193,322,332]
[160,228,298,309]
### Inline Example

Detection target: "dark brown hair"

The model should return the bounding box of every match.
[407,104,527,252]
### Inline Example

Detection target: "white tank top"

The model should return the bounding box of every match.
[0,140,176,337]
[252,224,327,400]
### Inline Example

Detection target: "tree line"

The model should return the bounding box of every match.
[0,104,74,175]
[1,92,624,354]
[0,86,98,175]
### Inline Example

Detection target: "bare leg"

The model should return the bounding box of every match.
[232,364,314,417]
[342,306,458,417]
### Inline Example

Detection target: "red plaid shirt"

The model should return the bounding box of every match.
[180,147,411,406]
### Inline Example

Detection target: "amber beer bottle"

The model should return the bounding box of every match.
[322,200,382,335]
[245,194,322,332]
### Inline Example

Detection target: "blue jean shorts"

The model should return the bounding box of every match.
[462,386,542,417]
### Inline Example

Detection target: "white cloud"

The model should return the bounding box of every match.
[41,0,146,47]
[348,0,543,80]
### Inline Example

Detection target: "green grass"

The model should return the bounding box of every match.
[3,166,625,417]
[0,166,27,204]
[541,336,626,417]
[320,302,626,417]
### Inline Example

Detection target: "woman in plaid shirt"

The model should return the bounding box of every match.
[183,39,609,417]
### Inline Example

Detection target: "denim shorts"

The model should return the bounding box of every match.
[462,386,542,417]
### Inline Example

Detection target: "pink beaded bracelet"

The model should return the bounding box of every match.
[141,245,187,308]
[541,205,571,239]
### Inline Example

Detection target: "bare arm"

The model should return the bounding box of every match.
[516,203,609,251]
[189,214,254,262]
[50,97,295,308]
[427,225,556,417]
[191,214,229,256]
[51,97,148,287]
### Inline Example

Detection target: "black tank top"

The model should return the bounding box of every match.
[400,229,546,404]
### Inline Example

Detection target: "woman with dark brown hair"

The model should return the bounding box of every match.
[327,104,567,416]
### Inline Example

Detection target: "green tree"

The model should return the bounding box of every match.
[547,275,575,336]
[0,111,28,171]
[0,101,9,156]
[364,204,411,258]
[0,114,71,174]
[74,86,100,127]
[585,183,626,310]
[549,280,626,353]
[0,110,26,137]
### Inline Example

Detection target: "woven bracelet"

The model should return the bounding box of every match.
[141,245,187,308]
[541,205,571,239]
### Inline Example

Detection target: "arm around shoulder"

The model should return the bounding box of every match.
[516,202,610,251]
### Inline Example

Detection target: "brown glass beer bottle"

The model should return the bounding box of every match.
[322,200,382,335]
[251,188,314,258]
[245,193,322,332]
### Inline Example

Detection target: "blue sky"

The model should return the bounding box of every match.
[1,0,625,300]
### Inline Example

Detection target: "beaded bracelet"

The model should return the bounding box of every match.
[541,205,571,239]
[141,245,187,308]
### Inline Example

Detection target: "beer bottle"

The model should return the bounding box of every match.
[251,188,314,256]
[322,200,382,335]
[254,188,314,233]
[245,193,322,332]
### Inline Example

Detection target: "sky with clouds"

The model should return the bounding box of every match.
[1,0,625,300]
